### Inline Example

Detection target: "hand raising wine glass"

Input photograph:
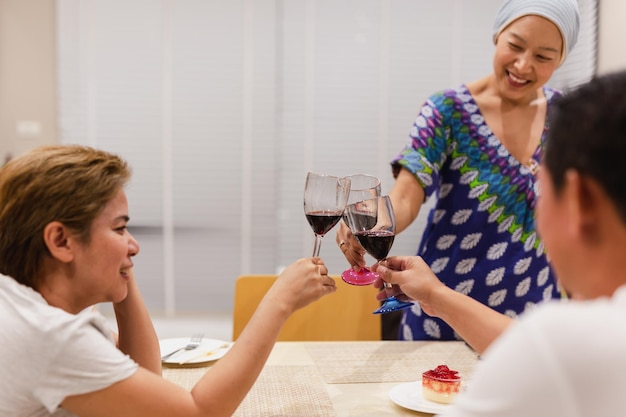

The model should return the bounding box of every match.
[351,195,414,314]
[303,172,351,257]
[341,174,381,285]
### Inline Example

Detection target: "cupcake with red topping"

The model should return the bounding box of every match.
[422,364,462,404]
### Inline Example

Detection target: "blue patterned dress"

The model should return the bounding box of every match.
[391,85,561,341]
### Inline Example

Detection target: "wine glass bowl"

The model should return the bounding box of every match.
[341,174,381,285]
[352,195,414,314]
[303,172,351,257]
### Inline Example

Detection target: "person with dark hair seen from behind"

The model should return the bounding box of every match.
[337,0,581,341]
[373,70,626,416]
[0,145,337,417]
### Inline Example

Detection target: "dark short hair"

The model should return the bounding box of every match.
[544,70,626,223]
[0,145,131,289]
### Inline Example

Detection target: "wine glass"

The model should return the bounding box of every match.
[341,174,381,285]
[303,172,351,257]
[351,195,414,314]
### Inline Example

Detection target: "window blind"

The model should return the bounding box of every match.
[57,0,597,314]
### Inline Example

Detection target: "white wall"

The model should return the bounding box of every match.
[0,0,57,163]
[597,0,626,74]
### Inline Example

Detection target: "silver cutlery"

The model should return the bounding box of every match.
[161,333,204,361]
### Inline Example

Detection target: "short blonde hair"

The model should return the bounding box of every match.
[0,145,131,288]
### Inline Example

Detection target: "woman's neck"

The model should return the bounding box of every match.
[467,74,544,108]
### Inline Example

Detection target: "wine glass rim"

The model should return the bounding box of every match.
[306,172,351,189]
[343,173,379,179]
[343,173,381,191]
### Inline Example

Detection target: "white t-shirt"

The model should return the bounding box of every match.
[441,285,626,417]
[0,274,138,417]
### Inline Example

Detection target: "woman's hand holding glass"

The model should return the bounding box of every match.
[336,221,368,267]
[371,255,443,317]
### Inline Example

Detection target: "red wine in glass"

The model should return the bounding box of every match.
[303,173,351,257]
[306,211,344,236]
[357,196,414,314]
[340,174,381,286]
[354,229,395,261]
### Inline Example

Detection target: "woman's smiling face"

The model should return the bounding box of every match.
[493,15,563,102]
[70,189,140,307]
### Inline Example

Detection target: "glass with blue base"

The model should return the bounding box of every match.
[351,196,414,314]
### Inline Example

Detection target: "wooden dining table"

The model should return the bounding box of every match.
[162,340,479,416]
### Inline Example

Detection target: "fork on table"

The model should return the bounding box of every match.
[161,333,204,361]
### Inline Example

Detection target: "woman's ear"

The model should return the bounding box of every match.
[564,170,601,243]
[43,221,75,263]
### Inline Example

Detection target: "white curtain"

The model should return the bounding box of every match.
[56,0,597,314]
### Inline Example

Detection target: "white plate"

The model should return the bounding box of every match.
[159,337,232,365]
[389,381,450,415]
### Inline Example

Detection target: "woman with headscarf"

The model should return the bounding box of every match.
[337,0,581,340]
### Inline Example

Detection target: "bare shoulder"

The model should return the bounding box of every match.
[465,75,492,103]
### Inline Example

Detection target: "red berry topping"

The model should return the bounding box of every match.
[424,364,460,380]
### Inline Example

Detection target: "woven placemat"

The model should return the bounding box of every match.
[163,365,336,417]
[305,341,478,384]
[163,366,209,390]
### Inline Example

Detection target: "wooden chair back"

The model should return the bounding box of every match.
[232,274,381,341]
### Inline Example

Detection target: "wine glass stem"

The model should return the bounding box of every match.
[312,235,323,257]
[379,259,394,292]
[381,281,396,302]
[372,258,390,289]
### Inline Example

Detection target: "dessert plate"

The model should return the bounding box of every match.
[389,381,449,414]
[159,337,232,366]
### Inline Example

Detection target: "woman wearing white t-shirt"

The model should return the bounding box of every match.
[0,145,336,417]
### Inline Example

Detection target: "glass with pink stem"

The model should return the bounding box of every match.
[340,174,381,285]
